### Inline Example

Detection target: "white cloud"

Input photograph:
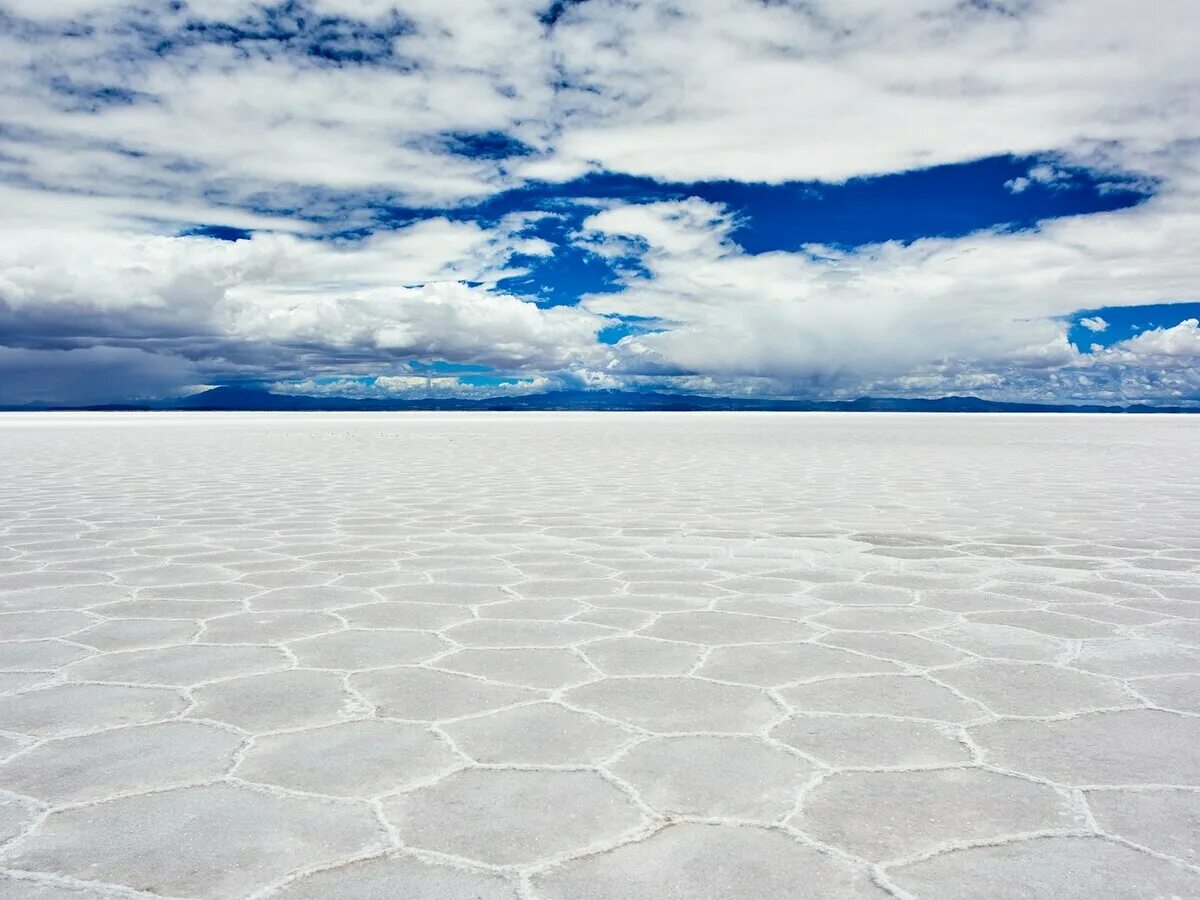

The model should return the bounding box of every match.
[542,0,1200,187]
[0,0,558,231]
[3,0,1198,222]
[1079,316,1109,333]
[1090,319,1200,365]
[1006,163,1070,195]
[578,192,1200,400]
[1057,320,1200,402]
[0,217,607,379]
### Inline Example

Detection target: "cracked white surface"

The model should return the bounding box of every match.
[0,412,1199,899]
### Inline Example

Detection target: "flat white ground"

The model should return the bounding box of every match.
[1,412,1199,899]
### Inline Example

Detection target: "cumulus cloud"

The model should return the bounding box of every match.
[269,373,553,399]
[1090,319,1200,366]
[1048,320,1200,403]
[1007,164,1070,194]
[1079,317,1109,333]
[578,191,1200,400]
[0,216,607,396]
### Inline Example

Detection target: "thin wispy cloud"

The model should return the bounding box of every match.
[1,0,1197,405]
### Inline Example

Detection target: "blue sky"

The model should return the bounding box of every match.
[0,0,1198,405]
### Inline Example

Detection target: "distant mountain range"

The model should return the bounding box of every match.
[5,385,1199,413]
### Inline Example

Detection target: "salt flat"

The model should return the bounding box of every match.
[0,412,1198,899]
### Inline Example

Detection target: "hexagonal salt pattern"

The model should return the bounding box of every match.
[1,412,1199,898]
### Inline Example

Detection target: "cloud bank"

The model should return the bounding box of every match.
[0,0,1197,404]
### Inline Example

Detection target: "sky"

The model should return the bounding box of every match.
[1,0,1198,406]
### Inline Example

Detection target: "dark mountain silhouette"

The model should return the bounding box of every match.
[6,385,1195,413]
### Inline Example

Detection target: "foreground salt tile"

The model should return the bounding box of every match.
[589,592,710,612]
[442,618,613,648]
[917,589,1040,613]
[572,607,654,630]
[349,667,540,720]
[479,596,588,619]
[564,676,779,732]
[780,674,986,721]
[1123,596,1200,619]
[0,684,186,737]
[796,768,1080,860]
[967,610,1123,639]
[2,784,383,897]
[1085,789,1200,860]
[247,586,368,612]
[275,854,519,899]
[67,644,288,686]
[1055,602,1165,626]
[1130,673,1200,712]
[890,836,1200,899]
[72,617,200,651]
[241,574,343,594]
[114,565,239,588]
[381,583,508,606]
[0,734,27,760]
[236,720,457,797]
[816,631,969,667]
[712,594,828,619]
[612,735,813,820]
[698,642,901,686]
[808,582,915,606]
[90,598,242,620]
[0,721,240,804]
[338,600,474,630]
[435,647,595,689]
[385,769,644,865]
[0,641,90,670]
[925,621,1068,661]
[443,702,630,765]
[200,610,340,644]
[0,797,36,845]
[510,579,625,599]
[140,582,264,602]
[580,636,704,675]
[810,605,958,632]
[972,710,1200,785]
[1138,618,1200,645]
[0,584,129,612]
[287,629,448,669]
[771,715,970,768]
[934,659,1133,716]
[0,611,94,640]
[190,669,355,731]
[0,572,108,592]
[1072,639,1200,677]
[533,823,887,899]
[644,610,815,644]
